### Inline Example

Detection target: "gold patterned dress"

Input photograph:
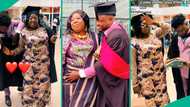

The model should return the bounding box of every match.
[21,27,51,107]
[132,34,169,107]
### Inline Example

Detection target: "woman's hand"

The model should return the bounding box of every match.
[142,15,154,25]
[50,35,57,44]
[64,70,80,82]
[142,15,160,27]
[3,47,14,56]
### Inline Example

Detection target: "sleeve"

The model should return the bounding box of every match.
[15,21,25,33]
[83,29,129,78]
[131,47,140,94]
[155,22,171,39]
[12,33,26,55]
[10,20,25,33]
[168,34,179,59]
[62,35,71,65]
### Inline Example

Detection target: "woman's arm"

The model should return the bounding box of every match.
[143,15,171,39]
[155,22,171,39]
[132,47,140,94]
[12,34,25,55]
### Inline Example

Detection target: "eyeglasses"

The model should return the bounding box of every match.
[141,22,149,29]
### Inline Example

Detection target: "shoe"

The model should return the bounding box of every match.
[5,95,12,106]
[17,86,24,91]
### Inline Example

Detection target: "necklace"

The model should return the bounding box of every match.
[78,34,88,39]
[73,33,89,40]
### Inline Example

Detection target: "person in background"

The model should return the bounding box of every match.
[0,12,24,107]
[171,14,190,97]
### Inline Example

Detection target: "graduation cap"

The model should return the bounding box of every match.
[22,6,41,16]
[21,6,41,23]
[93,1,116,19]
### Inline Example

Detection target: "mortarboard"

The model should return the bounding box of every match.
[21,6,41,23]
[22,6,41,16]
[93,1,116,18]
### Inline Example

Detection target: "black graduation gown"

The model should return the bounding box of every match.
[94,28,130,107]
[0,35,24,91]
[46,27,57,83]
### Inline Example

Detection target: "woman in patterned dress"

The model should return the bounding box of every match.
[18,10,51,107]
[131,14,171,107]
[62,10,98,107]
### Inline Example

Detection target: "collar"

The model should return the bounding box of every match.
[104,21,121,37]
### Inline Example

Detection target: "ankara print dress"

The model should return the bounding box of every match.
[62,34,98,107]
[21,27,51,107]
[132,34,169,107]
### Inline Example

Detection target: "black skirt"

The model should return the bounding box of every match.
[0,52,24,91]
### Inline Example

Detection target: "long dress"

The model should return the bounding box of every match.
[62,33,97,107]
[132,34,169,107]
[21,27,51,107]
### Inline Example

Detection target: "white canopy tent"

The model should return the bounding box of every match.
[12,0,60,7]
[132,6,190,16]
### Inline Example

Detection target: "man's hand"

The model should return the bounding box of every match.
[3,47,12,56]
[64,70,80,82]
[3,47,15,56]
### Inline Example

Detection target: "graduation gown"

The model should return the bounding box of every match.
[94,22,130,107]
[45,25,57,83]
[0,34,24,91]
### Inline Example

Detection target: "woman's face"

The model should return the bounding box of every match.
[71,13,86,33]
[28,14,39,29]
[141,17,150,35]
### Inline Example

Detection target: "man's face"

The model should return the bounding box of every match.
[96,15,113,31]
[175,24,187,37]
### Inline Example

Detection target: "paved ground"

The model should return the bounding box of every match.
[0,37,61,107]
